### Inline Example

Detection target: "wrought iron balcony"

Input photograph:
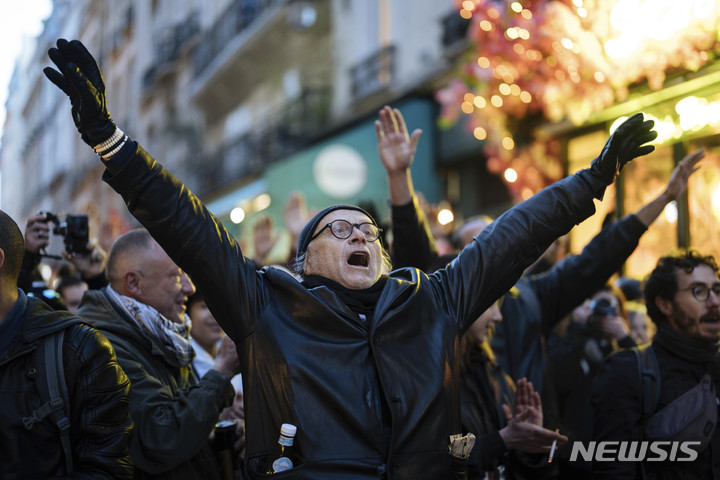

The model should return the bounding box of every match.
[192,0,284,76]
[441,11,470,50]
[194,87,331,196]
[349,45,396,101]
[143,14,200,90]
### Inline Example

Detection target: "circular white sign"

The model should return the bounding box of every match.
[313,144,368,199]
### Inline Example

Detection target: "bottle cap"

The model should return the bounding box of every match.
[215,419,237,430]
[280,423,297,437]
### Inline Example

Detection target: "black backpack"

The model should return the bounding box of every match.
[634,344,717,451]
[21,330,74,474]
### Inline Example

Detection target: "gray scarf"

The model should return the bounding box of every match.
[105,285,195,367]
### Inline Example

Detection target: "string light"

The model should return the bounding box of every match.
[437,209,455,225]
[230,207,245,224]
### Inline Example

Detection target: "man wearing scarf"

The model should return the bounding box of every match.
[45,39,656,479]
[77,229,240,479]
[592,250,720,479]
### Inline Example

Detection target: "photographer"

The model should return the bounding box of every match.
[20,212,108,311]
[548,285,636,479]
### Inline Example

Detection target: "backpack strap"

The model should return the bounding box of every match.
[633,344,661,421]
[21,330,73,474]
[633,344,660,480]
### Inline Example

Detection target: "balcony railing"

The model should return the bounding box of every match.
[192,0,284,77]
[441,11,470,49]
[143,14,200,89]
[195,87,331,195]
[349,45,396,101]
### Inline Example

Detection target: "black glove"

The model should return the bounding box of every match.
[43,39,116,147]
[578,113,657,199]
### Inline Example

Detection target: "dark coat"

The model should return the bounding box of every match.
[591,338,720,479]
[391,193,648,402]
[460,344,556,480]
[100,141,597,479]
[549,321,636,478]
[78,287,235,480]
[0,292,133,479]
[491,214,647,397]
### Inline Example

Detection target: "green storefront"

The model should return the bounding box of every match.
[207,97,441,264]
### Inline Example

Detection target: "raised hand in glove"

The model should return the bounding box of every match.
[43,39,116,147]
[580,113,657,199]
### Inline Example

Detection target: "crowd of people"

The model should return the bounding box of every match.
[0,38,718,480]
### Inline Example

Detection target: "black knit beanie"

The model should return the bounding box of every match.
[296,204,376,259]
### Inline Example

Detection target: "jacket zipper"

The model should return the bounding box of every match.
[0,345,36,366]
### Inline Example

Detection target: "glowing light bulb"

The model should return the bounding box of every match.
[253,193,271,211]
[437,209,454,226]
[664,201,678,223]
[230,207,245,224]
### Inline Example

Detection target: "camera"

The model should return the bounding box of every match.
[39,211,90,255]
[589,298,617,317]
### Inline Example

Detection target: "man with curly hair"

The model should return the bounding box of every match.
[592,250,720,479]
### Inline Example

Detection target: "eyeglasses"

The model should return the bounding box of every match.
[678,284,720,302]
[310,219,382,242]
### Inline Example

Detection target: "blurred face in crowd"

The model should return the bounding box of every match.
[571,299,593,324]
[465,302,502,344]
[189,299,224,353]
[136,240,196,324]
[456,218,490,248]
[658,264,720,342]
[304,209,388,290]
[59,282,87,314]
[628,308,653,345]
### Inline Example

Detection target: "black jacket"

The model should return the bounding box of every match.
[0,292,133,479]
[78,288,234,479]
[392,201,557,479]
[391,196,648,401]
[100,141,597,479]
[549,321,636,476]
[491,214,647,396]
[460,344,555,479]
[591,336,720,479]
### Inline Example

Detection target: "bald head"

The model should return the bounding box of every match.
[107,228,195,323]
[106,229,155,288]
[452,215,493,250]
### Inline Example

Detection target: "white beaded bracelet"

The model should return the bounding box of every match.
[101,135,128,160]
[93,127,124,154]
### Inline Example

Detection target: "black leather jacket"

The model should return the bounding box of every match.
[100,141,597,479]
[491,214,647,396]
[0,291,133,479]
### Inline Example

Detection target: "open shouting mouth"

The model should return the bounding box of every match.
[347,251,369,267]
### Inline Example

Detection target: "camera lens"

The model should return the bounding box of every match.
[590,298,616,317]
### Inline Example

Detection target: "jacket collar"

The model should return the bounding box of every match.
[83,289,181,366]
[21,294,81,342]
